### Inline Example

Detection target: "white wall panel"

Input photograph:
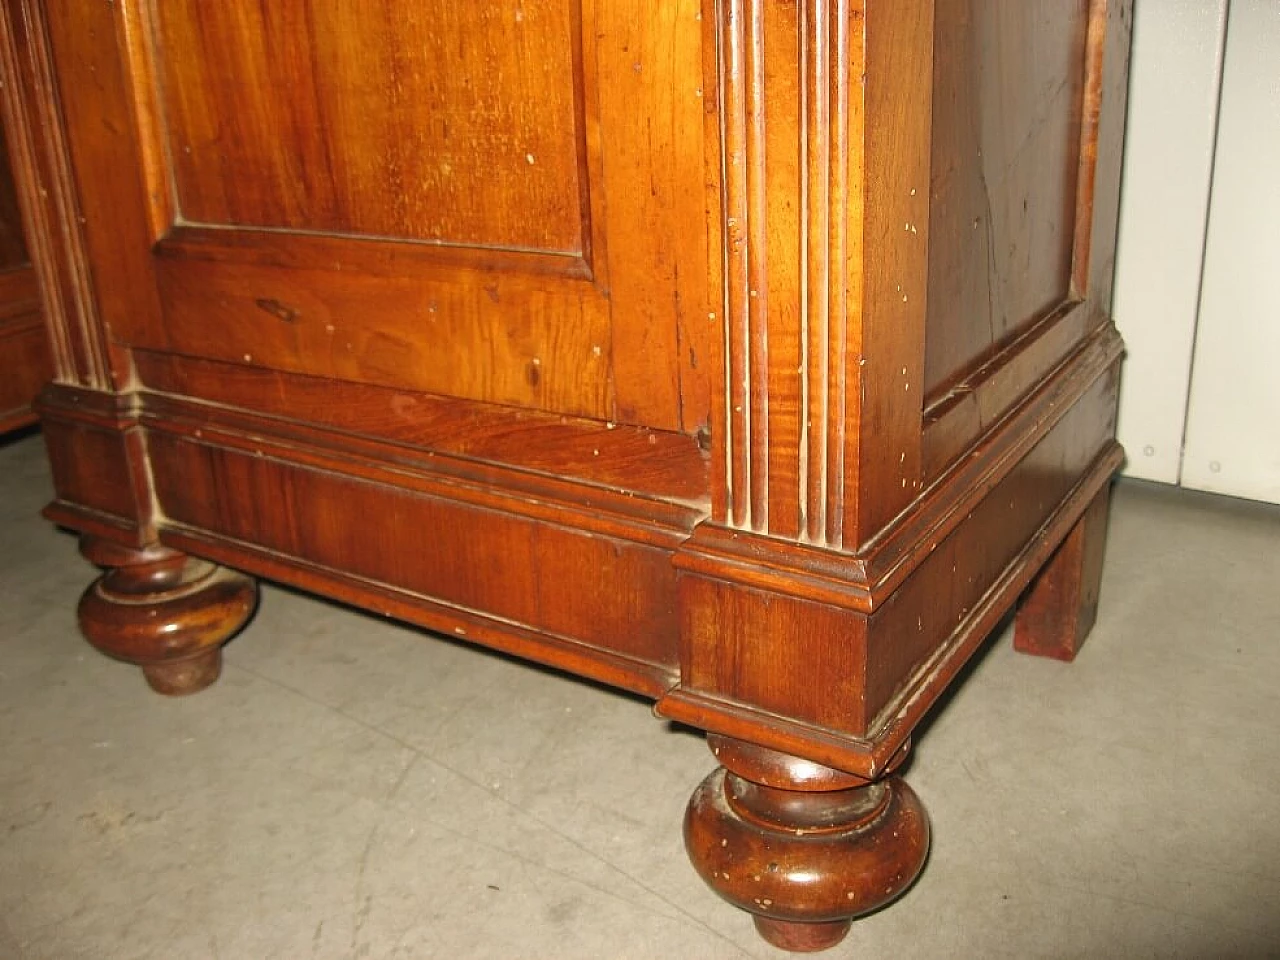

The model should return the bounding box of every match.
[1111,0,1228,482]
[1181,0,1280,504]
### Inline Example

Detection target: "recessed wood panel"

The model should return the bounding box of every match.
[150,255,612,420]
[925,0,1091,396]
[152,0,587,253]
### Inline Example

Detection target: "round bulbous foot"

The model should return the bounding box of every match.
[684,735,930,953]
[77,537,257,696]
[753,917,853,953]
[141,648,223,695]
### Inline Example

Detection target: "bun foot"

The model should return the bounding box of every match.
[140,648,223,696]
[753,917,853,953]
[77,536,257,695]
[684,735,929,953]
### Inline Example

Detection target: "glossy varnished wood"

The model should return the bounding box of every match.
[2,0,1133,951]
[77,536,257,695]
[926,0,1091,397]
[685,736,928,951]
[1015,483,1112,661]
[154,1,587,251]
[38,0,710,429]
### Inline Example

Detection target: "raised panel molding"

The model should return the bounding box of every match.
[145,0,592,257]
[921,0,1131,477]
[24,0,707,430]
[924,0,1095,400]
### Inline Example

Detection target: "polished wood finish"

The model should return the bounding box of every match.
[0,121,48,431]
[77,536,258,695]
[1,0,1132,950]
[927,0,1091,397]
[685,735,928,951]
[1015,483,1112,661]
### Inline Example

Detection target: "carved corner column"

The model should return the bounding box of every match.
[1,0,260,693]
[669,0,938,949]
[702,0,934,549]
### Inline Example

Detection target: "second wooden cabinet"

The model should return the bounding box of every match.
[0,123,47,432]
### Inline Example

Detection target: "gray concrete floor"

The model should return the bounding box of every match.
[1,429,1278,960]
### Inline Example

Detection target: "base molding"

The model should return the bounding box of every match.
[660,440,1122,779]
[37,337,1122,771]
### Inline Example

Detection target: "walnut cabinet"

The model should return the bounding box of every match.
[0,0,1131,950]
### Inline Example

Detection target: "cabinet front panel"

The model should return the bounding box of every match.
[154,0,587,254]
[43,0,708,430]
[925,0,1091,397]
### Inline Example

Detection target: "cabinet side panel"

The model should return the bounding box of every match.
[924,0,1090,397]
[867,366,1118,722]
[0,122,49,429]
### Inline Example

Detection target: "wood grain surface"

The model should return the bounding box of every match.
[2,0,1133,951]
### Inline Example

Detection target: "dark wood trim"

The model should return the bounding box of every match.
[0,297,46,429]
[36,383,157,545]
[38,316,1124,766]
[0,409,37,433]
[922,300,1096,475]
[41,500,145,542]
[139,407,699,548]
[142,430,684,698]
[0,262,38,315]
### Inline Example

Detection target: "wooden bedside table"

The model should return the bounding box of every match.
[0,0,1131,949]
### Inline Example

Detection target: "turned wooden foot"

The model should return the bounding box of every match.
[77,536,258,695]
[1015,484,1112,661]
[684,735,929,953]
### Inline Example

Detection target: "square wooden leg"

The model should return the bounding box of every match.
[1014,484,1113,662]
